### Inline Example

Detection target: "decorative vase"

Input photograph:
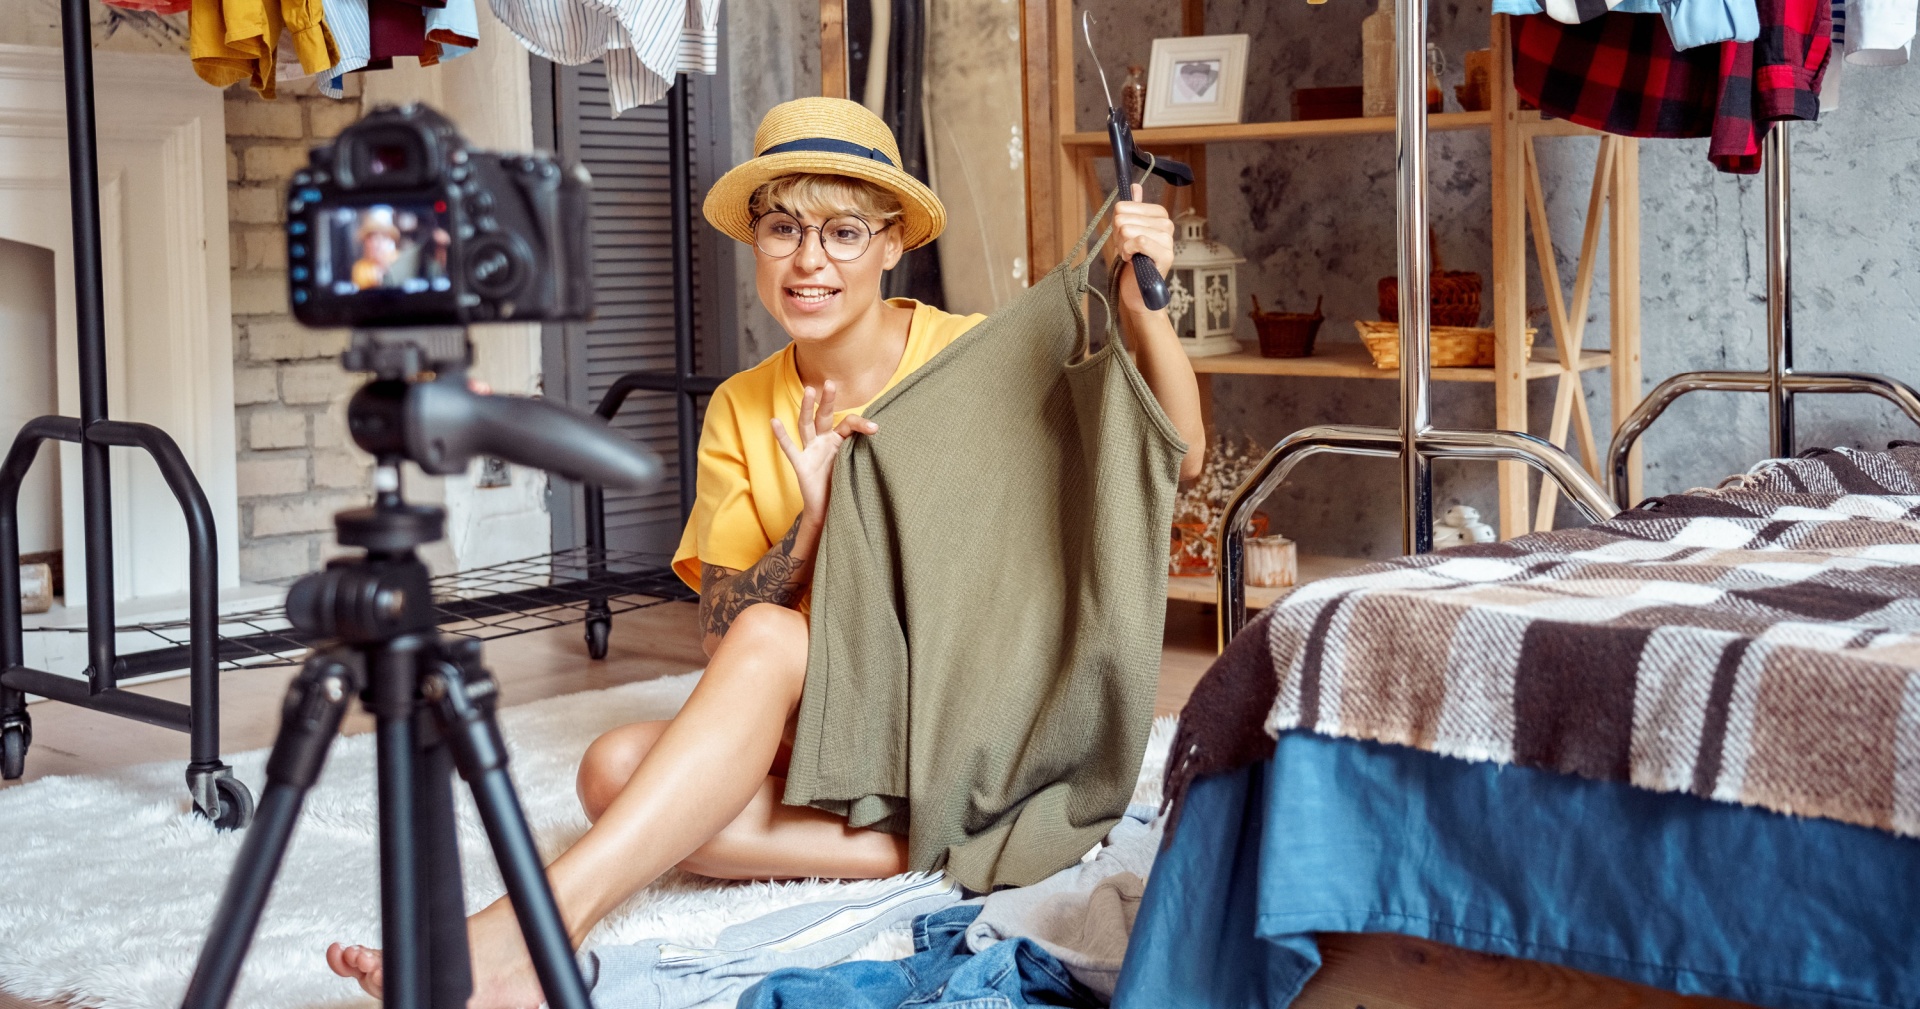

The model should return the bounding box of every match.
[1456,48,1491,111]
[1170,521,1213,577]
[1246,535,1298,588]
[1169,513,1270,577]
[1425,43,1445,112]
[1120,65,1146,129]
[1361,0,1395,118]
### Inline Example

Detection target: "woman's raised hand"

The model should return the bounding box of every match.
[772,380,877,531]
[1109,183,1177,317]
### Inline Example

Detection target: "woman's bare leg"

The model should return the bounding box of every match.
[576,720,906,880]
[326,602,902,1007]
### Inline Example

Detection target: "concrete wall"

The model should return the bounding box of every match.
[725,0,821,367]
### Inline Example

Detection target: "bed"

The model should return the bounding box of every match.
[1115,446,1920,1009]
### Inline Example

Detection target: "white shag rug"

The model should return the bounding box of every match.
[0,672,1174,1009]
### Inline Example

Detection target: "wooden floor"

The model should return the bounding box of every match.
[0,597,1751,1009]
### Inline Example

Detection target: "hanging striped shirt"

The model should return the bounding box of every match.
[489,0,720,115]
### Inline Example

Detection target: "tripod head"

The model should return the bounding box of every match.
[287,327,664,641]
[343,327,663,492]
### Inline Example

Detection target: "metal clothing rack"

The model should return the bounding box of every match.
[580,74,725,659]
[1213,0,1623,650]
[1605,122,1920,506]
[0,0,247,824]
[25,546,691,674]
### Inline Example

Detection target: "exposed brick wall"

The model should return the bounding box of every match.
[225,79,376,583]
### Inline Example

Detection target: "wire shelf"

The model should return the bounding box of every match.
[23,547,694,673]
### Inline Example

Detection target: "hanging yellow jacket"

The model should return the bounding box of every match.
[190,0,338,99]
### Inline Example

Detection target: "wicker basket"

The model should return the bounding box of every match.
[1249,295,1323,358]
[1376,236,1484,327]
[1377,272,1483,327]
[1354,320,1535,369]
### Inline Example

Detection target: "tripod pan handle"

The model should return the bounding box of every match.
[406,378,666,490]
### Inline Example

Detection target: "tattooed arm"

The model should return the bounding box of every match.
[697,516,815,656]
[697,379,879,657]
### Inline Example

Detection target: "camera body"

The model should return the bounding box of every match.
[286,104,593,328]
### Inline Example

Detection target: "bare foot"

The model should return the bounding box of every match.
[327,942,384,999]
[326,905,547,1008]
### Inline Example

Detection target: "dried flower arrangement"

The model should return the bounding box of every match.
[1170,434,1270,575]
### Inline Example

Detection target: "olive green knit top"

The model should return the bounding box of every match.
[782,202,1186,891]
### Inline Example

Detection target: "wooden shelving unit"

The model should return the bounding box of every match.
[1191,344,1607,381]
[1061,110,1493,146]
[1168,554,1370,610]
[1017,0,1646,566]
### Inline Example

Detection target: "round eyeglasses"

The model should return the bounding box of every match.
[752,213,890,262]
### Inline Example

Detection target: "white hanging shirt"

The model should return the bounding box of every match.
[485,0,721,115]
[1846,0,1916,63]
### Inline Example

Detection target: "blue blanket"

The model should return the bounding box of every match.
[1115,732,1920,1009]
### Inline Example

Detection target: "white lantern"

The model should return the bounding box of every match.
[1167,210,1245,358]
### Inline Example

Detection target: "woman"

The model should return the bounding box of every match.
[329,96,1205,1008]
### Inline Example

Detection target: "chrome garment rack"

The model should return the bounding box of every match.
[1213,0,1622,649]
[1605,122,1920,507]
[0,0,246,822]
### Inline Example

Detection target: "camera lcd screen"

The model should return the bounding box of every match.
[314,202,453,297]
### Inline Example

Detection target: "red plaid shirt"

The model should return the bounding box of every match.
[1512,0,1831,173]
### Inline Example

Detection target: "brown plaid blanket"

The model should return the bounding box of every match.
[1166,445,1920,839]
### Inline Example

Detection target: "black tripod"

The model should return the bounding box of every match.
[181,329,662,1009]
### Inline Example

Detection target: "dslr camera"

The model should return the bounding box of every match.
[286,104,593,328]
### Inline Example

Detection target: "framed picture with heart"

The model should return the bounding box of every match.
[1143,34,1250,128]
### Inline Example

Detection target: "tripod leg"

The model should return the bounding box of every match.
[372,638,428,1009]
[414,719,474,1009]
[181,653,356,1009]
[427,641,592,1009]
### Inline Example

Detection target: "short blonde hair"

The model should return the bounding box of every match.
[748,173,904,227]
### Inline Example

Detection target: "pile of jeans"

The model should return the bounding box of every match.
[581,807,1161,1009]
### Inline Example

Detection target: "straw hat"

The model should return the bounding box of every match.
[356,206,400,241]
[703,97,946,251]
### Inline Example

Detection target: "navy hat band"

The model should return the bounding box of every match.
[757,138,896,167]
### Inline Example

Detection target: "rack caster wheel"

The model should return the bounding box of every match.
[190,764,254,831]
[584,615,610,660]
[1,719,28,780]
[211,776,255,831]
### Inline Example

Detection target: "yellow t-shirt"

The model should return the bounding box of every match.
[190,0,337,99]
[672,299,985,594]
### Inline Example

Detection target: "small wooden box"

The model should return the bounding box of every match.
[19,562,52,615]
[1291,86,1364,121]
